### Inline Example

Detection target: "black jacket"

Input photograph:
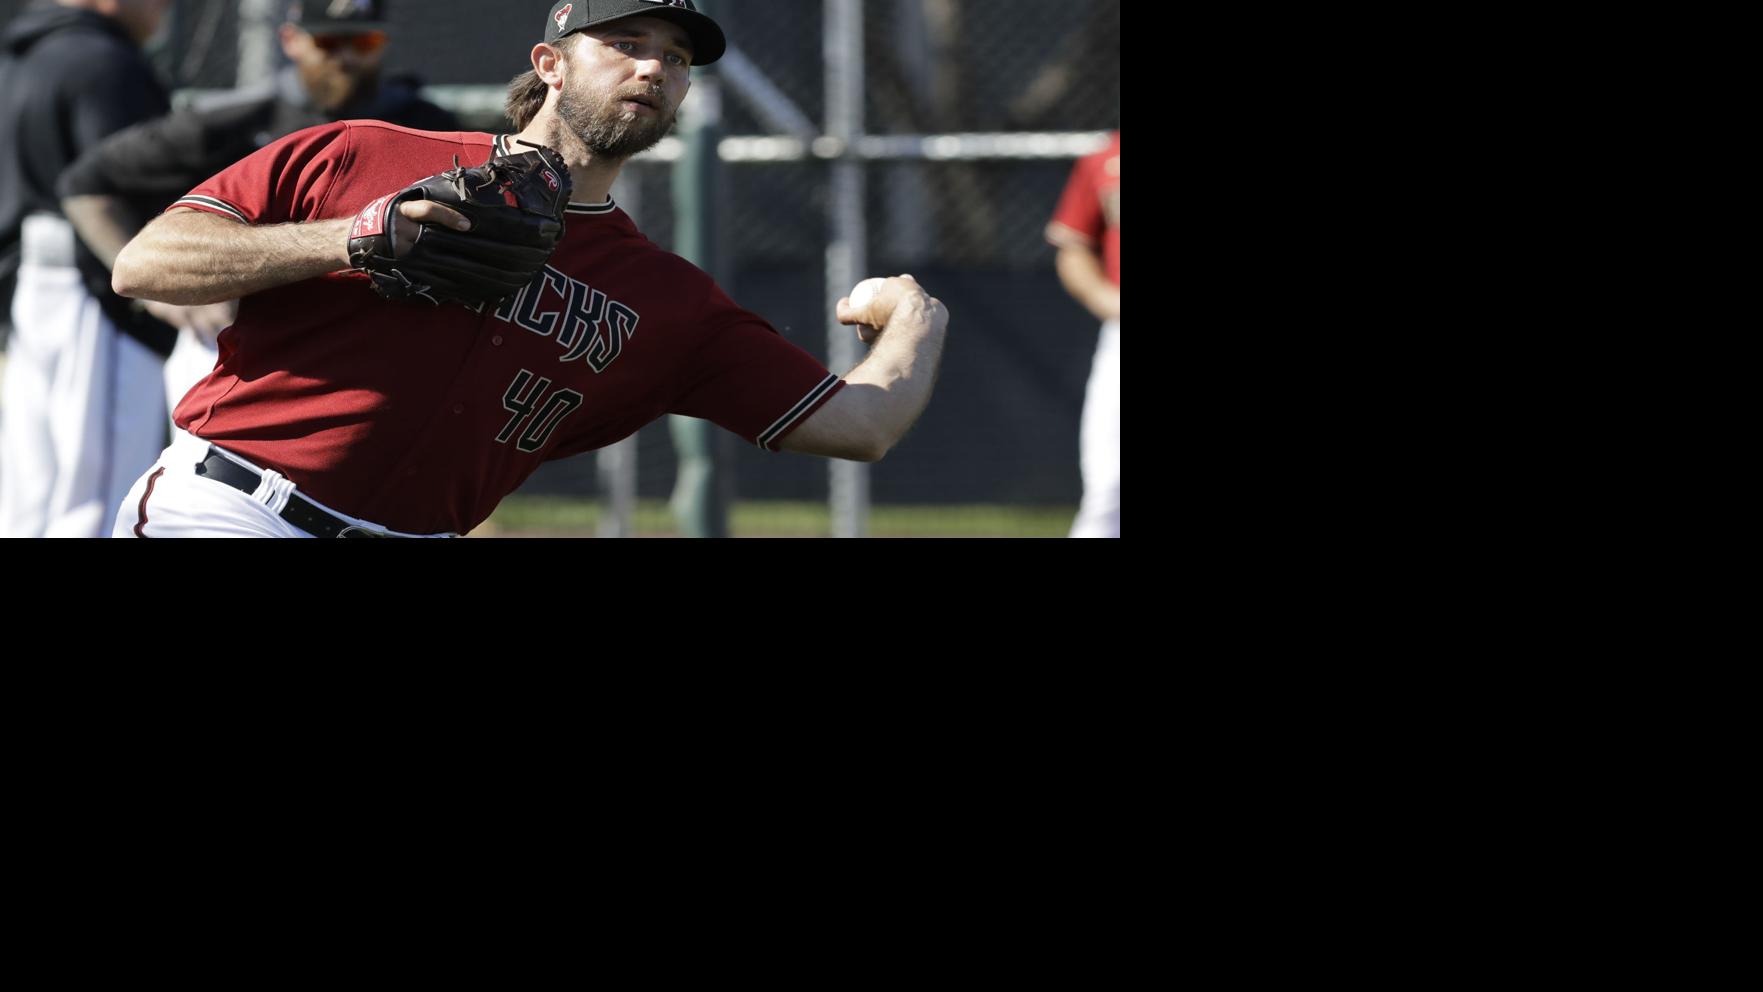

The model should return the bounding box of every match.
[48,67,458,357]
[58,66,461,206]
[0,4,170,353]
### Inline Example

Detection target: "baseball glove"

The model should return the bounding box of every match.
[346,141,572,308]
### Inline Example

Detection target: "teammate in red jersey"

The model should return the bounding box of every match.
[108,0,947,538]
[1046,131,1119,539]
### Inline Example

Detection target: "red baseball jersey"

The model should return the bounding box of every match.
[168,121,843,535]
[1045,132,1120,287]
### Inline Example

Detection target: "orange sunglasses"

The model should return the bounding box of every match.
[311,31,389,55]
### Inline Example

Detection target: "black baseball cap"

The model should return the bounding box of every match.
[544,0,726,66]
[287,0,387,33]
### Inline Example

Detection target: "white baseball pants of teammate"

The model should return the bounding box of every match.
[1070,319,1120,539]
[162,326,219,433]
[113,427,458,538]
[0,215,165,538]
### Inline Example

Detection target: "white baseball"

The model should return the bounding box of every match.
[848,278,887,310]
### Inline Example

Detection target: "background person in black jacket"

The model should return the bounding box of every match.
[58,0,457,421]
[0,0,172,538]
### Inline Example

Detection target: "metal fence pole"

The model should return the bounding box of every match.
[597,170,645,538]
[596,435,637,538]
[236,0,280,88]
[825,0,868,538]
[669,2,728,538]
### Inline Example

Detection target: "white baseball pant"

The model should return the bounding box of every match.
[1070,319,1119,539]
[0,216,165,538]
[113,428,458,539]
[162,326,219,432]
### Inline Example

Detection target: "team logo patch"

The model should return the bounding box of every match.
[555,4,572,31]
[352,193,396,239]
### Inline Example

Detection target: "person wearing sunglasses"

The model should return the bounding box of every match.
[55,0,457,453]
[281,1,403,121]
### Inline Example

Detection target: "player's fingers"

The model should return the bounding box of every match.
[399,200,472,232]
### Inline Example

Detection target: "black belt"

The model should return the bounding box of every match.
[195,449,400,539]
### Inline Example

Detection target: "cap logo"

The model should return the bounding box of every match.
[554,3,573,32]
[640,0,696,9]
[328,0,373,16]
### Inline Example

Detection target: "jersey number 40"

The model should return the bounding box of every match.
[499,369,585,453]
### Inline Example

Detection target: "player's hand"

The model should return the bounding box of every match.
[393,200,472,259]
[1097,286,1120,323]
[143,299,239,343]
[837,274,944,345]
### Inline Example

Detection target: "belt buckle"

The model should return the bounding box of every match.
[335,525,388,539]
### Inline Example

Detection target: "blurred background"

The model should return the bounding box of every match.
[0,0,1120,537]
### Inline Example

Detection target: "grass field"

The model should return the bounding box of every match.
[0,337,1068,539]
[476,497,1075,538]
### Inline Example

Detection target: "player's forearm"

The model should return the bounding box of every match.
[841,302,948,456]
[1056,245,1120,323]
[113,209,352,305]
[60,194,139,270]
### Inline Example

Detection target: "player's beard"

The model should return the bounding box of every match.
[303,61,381,114]
[555,81,676,161]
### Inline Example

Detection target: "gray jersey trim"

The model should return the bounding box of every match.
[173,195,249,224]
[757,374,842,452]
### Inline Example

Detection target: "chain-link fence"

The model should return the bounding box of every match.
[1,0,1120,536]
[520,1,1121,533]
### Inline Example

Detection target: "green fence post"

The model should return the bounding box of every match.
[669,0,728,538]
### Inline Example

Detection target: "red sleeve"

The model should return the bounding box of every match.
[1047,148,1105,249]
[167,121,353,224]
[670,282,845,452]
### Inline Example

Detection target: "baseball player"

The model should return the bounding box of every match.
[107,0,948,539]
[57,0,458,426]
[1046,131,1120,539]
[0,0,175,539]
